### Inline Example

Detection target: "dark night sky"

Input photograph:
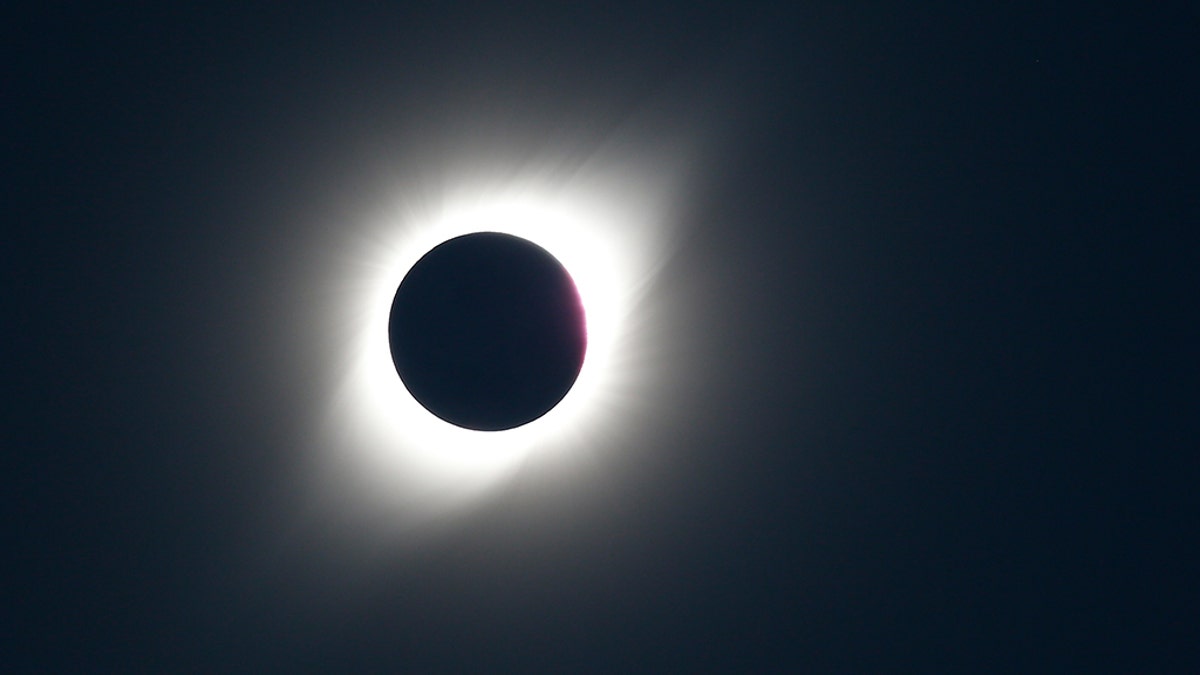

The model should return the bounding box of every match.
[6,3,1196,672]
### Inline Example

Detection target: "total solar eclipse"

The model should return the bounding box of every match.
[388,232,587,431]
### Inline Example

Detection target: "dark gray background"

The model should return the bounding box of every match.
[6,3,1195,671]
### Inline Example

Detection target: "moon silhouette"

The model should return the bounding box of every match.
[388,232,587,431]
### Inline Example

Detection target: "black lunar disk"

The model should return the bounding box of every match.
[388,232,587,431]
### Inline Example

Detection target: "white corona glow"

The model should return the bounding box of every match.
[312,160,688,521]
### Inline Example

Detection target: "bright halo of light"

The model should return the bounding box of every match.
[312,162,688,520]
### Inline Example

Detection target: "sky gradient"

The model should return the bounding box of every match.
[6,3,1196,671]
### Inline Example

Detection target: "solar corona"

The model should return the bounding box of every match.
[310,166,691,523]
